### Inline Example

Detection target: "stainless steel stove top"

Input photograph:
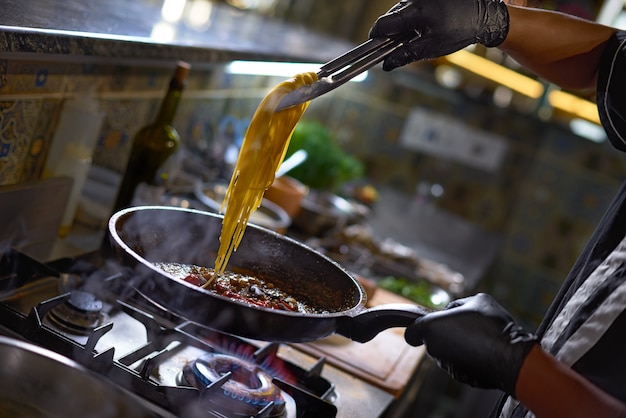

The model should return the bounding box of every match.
[0,249,394,418]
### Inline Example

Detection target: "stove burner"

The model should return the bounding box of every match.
[204,334,297,386]
[47,291,104,335]
[181,353,286,417]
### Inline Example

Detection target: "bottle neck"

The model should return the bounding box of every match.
[154,78,184,126]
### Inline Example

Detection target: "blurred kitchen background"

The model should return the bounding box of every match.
[1,0,626,416]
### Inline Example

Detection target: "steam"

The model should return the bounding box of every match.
[0,216,32,255]
[109,207,243,330]
[121,207,222,267]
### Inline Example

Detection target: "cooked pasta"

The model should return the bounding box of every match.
[204,72,317,285]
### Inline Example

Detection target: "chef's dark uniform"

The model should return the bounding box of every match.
[493,30,626,418]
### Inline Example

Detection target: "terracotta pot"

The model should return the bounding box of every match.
[264,175,309,218]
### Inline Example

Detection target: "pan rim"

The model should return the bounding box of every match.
[108,205,368,318]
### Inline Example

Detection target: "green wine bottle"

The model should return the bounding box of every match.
[112,61,191,212]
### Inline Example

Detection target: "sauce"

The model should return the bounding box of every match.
[154,262,326,314]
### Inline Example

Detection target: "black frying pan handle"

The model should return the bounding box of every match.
[337,303,432,343]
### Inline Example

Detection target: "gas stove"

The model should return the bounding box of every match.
[0,248,395,418]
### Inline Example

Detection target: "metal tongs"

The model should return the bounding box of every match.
[276,31,420,111]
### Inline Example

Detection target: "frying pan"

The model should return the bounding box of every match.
[108,206,429,343]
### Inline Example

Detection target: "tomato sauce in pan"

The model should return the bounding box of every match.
[153,262,326,314]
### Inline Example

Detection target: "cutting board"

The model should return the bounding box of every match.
[291,287,426,397]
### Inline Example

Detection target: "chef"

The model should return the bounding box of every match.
[368,1,626,417]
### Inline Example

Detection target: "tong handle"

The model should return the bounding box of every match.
[318,37,397,78]
[275,31,420,111]
[319,31,420,82]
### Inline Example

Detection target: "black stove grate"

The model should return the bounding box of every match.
[0,249,337,418]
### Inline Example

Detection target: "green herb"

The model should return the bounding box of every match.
[378,276,449,309]
[285,121,364,192]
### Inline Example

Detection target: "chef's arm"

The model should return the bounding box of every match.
[404,293,626,417]
[515,345,626,418]
[499,5,617,90]
[370,0,617,91]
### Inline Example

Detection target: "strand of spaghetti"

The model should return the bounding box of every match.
[205,72,317,285]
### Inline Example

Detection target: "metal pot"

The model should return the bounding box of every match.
[292,190,366,236]
[194,181,291,233]
[0,336,155,417]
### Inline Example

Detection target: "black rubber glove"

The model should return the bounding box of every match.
[369,0,510,71]
[405,293,538,396]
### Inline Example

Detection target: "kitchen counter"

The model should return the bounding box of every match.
[366,187,503,293]
[0,0,352,65]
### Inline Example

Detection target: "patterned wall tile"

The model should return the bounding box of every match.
[0,60,16,94]
[119,66,171,93]
[0,100,43,185]
[11,61,67,95]
[564,172,620,222]
[92,99,151,173]
[485,259,563,328]
[20,99,63,182]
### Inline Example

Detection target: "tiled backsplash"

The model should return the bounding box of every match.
[2,54,626,325]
